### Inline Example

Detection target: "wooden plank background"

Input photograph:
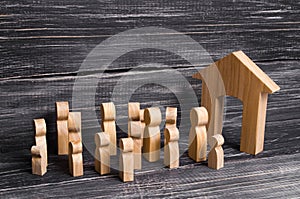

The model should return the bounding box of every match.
[0,0,299,198]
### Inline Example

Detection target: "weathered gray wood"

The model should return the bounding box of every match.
[0,0,299,197]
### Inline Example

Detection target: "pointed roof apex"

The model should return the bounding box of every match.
[193,50,280,94]
[231,51,279,93]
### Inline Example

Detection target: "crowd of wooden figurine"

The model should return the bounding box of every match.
[31,51,280,182]
[31,101,223,182]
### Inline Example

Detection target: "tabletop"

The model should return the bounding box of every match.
[0,0,299,198]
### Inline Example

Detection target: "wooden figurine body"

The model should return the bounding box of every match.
[101,102,117,155]
[31,119,47,176]
[119,138,134,182]
[128,102,142,169]
[95,132,110,175]
[143,107,161,162]
[140,109,146,143]
[56,101,69,155]
[208,134,224,170]
[165,107,177,128]
[68,112,82,143]
[69,141,83,176]
[31,146,46,176]
[188,107,208,162]
[164,126,180,169]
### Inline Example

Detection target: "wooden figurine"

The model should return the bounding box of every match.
[164,126,180,169]
[140,109,146,140]
[68,112,82,143]
[95,132,110,175]
[143,107,161,162]
[128,102,141,133]
[208,134,224,170]
[119,138,134,182]
[69,141,83,176]
[56,101,69,155]
[128,102,142,169]
[188,107,208,162]
[101,102,117,155]
[31,146,46,176]
[165,107,177,128]
[128,121,143,170]
[193,51,280,155]
[34,119,48,165]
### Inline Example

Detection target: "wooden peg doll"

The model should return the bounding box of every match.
[208,134,224,170]
[188,107,208,162]
[95,132,110,175]
[101,102,117,155]
[119,138,134,182]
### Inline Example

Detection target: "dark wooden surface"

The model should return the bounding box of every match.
[0,0,299,198]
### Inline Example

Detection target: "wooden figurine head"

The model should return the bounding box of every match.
[34,119,46,137]
[164,127,180,144]
[101,102,116,121]
[128,102,140,121]
[56,102,69,120]
[190,107,208,127]
[69,141,83,154]
[144,107,161,127]
[68,112,81,133]
[140,109,145,123]
[119,138,134,153]
[166,107,177,126]
[211,134,224,149]
[95,132,110,148]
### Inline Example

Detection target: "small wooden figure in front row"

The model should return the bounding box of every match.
[95,132,110,175]
[31,119,47,176]
[101,102,117,155]
[119,138,134,182]
[208,134,224,170]
[68,112,83,176]
[128,102,143,170]
[188,107,208,162]
[56,101,69,155]
[143,107,161,162]
[69,141,83,177]
[164,126,179,169]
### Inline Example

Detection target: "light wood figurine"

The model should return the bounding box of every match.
[164,126,179,169]
[208,134,224,170]
[188,107,208,162]
[193,51,280,155]
[56,101,69,155]
[101,102,117,155]
[95,132,110,175]
[68,112,82,144]
[128,102,143,169]
[119,138,134,182]
[31,119,47,176]
[143,107,161,162]
[165,107,177,128]
[68,112,83,176]
[69,141,83,176]
[140,109,146,143]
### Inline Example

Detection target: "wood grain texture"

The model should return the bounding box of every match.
[0,0,299,197]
